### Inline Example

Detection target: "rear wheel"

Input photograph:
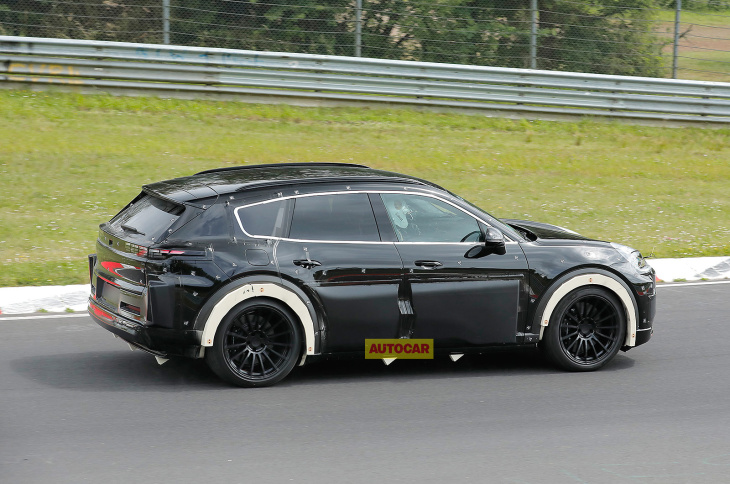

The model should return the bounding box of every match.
[205,299,302,387]
[543,286,626,371]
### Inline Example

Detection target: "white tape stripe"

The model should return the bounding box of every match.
[0,313,90,321]
[657,280,730,287]
[537,274,637,347]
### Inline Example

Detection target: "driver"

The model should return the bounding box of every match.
[390,199,413,228]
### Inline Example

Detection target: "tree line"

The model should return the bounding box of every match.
[2,0,720,77]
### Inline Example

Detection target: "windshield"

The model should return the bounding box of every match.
[446,191,525,241]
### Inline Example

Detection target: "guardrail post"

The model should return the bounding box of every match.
[355,0,362,57]
[530,0,538,69]
[163,0,171,45]
[673,0,681,79]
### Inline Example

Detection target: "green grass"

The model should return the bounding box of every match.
[1,90,729,286]
[655,8,730,82]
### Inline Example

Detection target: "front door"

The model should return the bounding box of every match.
[379,193,529,348]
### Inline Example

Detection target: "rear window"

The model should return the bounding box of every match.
[109,194,185,243]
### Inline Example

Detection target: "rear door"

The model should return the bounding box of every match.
[272,192,404,353]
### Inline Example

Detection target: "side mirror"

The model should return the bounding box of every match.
[484,227,506,254]
[464,227,506,258]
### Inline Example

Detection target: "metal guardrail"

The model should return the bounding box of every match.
[2,36,730,124]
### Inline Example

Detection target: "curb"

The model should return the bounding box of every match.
[0,257,728,315]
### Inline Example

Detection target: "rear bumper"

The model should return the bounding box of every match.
[88,298,203,358]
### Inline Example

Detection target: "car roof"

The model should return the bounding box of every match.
[143,163,440,203]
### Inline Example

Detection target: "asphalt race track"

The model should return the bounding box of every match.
[1,283,729,484]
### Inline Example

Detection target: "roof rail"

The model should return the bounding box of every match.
[195,162,370,176]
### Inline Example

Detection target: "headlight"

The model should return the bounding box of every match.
[610,242,650,273]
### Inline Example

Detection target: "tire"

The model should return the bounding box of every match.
[205,299,302,387]
[543,286,626,372]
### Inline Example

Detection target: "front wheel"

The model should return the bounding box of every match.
[205,299,302,387]
[543,287,626,371]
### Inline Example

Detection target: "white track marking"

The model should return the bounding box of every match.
[0,313,90,321]
[657,280,730,287]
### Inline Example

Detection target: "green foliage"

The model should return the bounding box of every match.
[660,0,730,11]
[0,0,666,77]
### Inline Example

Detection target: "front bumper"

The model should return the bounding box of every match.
[88,298,203,358]
[630,272,656,348]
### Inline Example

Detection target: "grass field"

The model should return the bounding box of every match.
[1,90,729,286]
[655,8,730,82]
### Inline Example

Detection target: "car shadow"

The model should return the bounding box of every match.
[288,348,635,386]
[9,351,220,392]
[9,347,635,391]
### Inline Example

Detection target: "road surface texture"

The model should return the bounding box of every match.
[2,282,729,484]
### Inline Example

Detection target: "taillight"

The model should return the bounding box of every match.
[147,248,205,259]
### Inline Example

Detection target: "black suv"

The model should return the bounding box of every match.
[88,163,655,387]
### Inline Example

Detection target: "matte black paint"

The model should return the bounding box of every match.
[88,163,655,363]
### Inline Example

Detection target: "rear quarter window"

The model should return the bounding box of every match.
[167,203,230,241]
[235,199,293,238]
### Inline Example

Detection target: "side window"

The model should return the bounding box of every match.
[381,193,483,243]
[289,193,380,242]
[236,199,292,237]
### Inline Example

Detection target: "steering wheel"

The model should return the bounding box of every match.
[460,230,482,243]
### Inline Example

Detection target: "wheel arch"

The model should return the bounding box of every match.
[195,276,319,360]
[534,268,638,347]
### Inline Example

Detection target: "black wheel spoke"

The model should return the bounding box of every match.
[231,329,245,338]
[269,341,293,348]
[238,351,252,372]
[216,303,300,385]
[594,330,616,340]
[566,313,581,325]
[588,339,599,359]
[565,337,580,353]
[561,331,579,341]
[593,337,610,352]
[230,347,248,361]
[596,314,616,324]
[262,351,279,371]
[557,293,622,366]
[268,347,287,359]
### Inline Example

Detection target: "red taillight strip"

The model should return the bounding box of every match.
[90,303,114,321]
[97,274,119,287]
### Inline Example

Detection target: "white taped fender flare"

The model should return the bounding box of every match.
[199,283,316,356]
[538,273,637,347]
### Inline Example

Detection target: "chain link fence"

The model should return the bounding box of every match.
[1,0,729,81]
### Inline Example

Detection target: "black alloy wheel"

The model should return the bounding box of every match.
[206,300,302,387]
[543,286,626,371]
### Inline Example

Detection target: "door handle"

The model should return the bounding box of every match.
[414,260,443,269]
[293,259,322,269]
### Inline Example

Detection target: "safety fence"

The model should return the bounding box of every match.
[2,36,730,123]
[1,1,730,82]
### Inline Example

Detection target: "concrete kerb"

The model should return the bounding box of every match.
[0,257,728,315]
